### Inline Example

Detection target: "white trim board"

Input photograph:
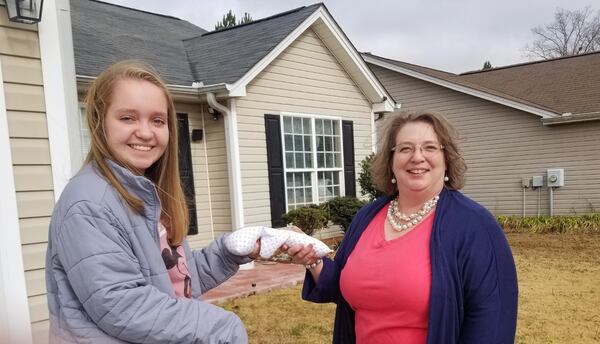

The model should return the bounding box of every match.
[227,6,395,112]
[363,54,559,119]
[40,0,82,200]
[0,47,34,344]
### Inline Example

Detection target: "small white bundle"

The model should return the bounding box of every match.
[225,226,332,259]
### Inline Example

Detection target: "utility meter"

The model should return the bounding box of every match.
[547,168,564,187]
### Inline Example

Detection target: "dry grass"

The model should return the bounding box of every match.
[221,233,600,344]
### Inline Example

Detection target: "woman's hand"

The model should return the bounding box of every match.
[248,239,261,260]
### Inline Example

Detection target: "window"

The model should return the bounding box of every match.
[282,114,344,210]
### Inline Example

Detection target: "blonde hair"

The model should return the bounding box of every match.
[84,60,189,245]
[371,110,467,195]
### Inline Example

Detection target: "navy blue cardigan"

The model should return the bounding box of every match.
[303,188,518,343]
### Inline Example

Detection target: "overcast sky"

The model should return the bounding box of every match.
[100,0,595,73]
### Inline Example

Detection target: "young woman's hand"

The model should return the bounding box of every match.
[248,239,261,260]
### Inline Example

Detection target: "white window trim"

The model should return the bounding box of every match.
[0,48,33,344]
[279,112,346,212]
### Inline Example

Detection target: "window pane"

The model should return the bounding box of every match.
[283,117,292,133]
[296,188,304,203]
[295,153,304,169]
[333,172,339,184]
[325,137,332,151]
[284,134,293,151]
[294,135,302,151]
[293,117,302,133]
[333,122,339,135]
[324,120,332,135]
[303,136,311,152]
[287,173,293,186]
[306,187,313,202]
[325,153,332,168]
[316,119,323,135]
[287,188,295,204]
[316,136,324,152]
[303,118,311,134]
[286,152,294,168]
[334,153,342,168]
[317,153,324,168]
[305,154,313,168]
[333,186,340,196]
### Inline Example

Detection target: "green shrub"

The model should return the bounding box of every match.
[358,152,383,201]
[321,197,366,232]
[281,206,329,236]
[496,214,600,234]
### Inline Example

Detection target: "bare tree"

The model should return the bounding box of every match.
[524,6,600,59]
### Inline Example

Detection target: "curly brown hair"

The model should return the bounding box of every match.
[370,110,467,195]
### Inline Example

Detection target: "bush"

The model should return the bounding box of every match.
[358,152,383,201]
[496,214,600,234]
[281,206,329,236]
[321,197,366,232]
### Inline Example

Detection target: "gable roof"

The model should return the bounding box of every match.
[363,53,557,118]
[458,51,600,116]
[183,5,320,86]
[71,0,206,86]
[363,51,600,123]
[71,0,395,110]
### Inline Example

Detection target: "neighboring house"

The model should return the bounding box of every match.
[0,1,394,341]
[364,52,600,216]
[1,0,79,343]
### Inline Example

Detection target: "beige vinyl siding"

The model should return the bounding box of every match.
[369,64,600,215]
[1,8,51,342]
[176,102,232,249]
[236,29,373,226]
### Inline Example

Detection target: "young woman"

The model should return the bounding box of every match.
[46,60,255,343]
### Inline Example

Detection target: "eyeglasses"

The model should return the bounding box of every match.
[391,142,444,156]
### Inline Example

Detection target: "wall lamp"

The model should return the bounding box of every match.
[207,107,222,121]
[5,0,44,24]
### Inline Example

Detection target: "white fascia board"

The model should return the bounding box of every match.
[41,0,82,199]
[226,10,323,97]
[363,55,559,119]
[372,101,395,113]
[311,9,394,110]
[227,7,395,111]
[0,46,33,344]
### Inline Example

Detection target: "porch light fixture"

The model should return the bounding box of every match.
[5,0,44,24]
[208,107,221,121]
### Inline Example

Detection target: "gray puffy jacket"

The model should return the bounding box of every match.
[46,161,250,343]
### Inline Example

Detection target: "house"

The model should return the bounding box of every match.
[1,0,395,341]
[1,0,80,343]
[364,51,600,216]
[70,0,395,248]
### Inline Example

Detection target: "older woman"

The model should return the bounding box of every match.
[286,111,518,343]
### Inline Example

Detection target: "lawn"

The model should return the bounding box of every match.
[221,233,600,344]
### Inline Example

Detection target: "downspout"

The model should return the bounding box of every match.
[205,93,245,231]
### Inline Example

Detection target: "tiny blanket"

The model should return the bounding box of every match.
[225,226,333,259]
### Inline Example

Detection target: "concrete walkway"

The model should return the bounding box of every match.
[202,261,307,304]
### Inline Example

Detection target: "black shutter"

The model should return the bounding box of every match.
[342,120,356,197]
[177,113,198,235]
[264,114,286,227]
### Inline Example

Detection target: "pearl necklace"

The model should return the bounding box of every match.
[386,195,439,232]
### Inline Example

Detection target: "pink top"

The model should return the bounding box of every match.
[158,223,192,298]
[340,204,434,344]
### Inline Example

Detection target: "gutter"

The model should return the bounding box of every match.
[205,92,245,232]
[542,111,600,125]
